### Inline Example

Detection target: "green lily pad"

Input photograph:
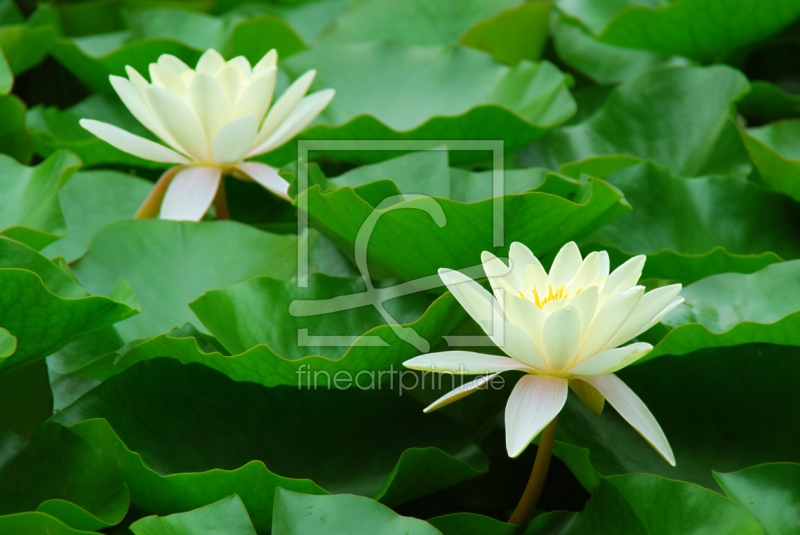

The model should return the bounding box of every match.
[272,41,575,165]
[297,150,628,283]
[0,94,33,164]
[554,343,800,492]
[524,66,751,177]
[738,80,800,124]
[715,463,800,535]
[571,159,800,282]
[70,220,353,342]
[0,4,52,75]
[560,0,800,62]
[0,47,11,93]
[49,7,305,93]
[740,119,800,202]
[272,490,441,535]
[41,170,152,262]
[0,422,129,531]
[0,360,51,438]
[644,260,800,360]
[0,512,100,535]
[130,495,256,535]
[52,358,487,533]
[0,151,81,250]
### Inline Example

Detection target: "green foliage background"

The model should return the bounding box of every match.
[1,0,800,533]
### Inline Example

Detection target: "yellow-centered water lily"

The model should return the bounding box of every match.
[80,49,334,221]
[404,242,683,463]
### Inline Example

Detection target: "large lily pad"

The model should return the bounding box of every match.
[271,41,575,165]
[524,66,751,178]
[0,512,101,535]
[53,359,487,533]
[740,119,800,202]
[297,150,628,283]
[130,495,256,535]
[0,151,80,250]
[0,94,33,163]
[0,422,129,531]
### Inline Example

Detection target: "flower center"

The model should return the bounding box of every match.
[519,283,581,309]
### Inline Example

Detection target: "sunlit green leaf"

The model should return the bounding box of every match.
[130,495,256,535]
[740,118,800,201]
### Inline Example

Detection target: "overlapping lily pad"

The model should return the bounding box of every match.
[0,422,129,531]
[739,118,800,201]
[272,41,575,164]
[296,150,628,283]
[130,496,256,535]
[524,66,751,177]
[53,358,488,533]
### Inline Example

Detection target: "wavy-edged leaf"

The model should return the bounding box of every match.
[49,8,304,92]
[70,220,353,342]
[715,462,800,535]
[0,512,100,534]
[0,4,52,76]
[524,66,751,177]
[740,118,800,201]
[272,41,575,165]
[0,422,129,531]
[738,81,800,124]
[0,47,11,94]
[130,495,256,535]
[0,151,81,250]
[570,158,800,282]
[644,261,800,360]
[0,94,32,163]
[52,359,487,533]
[554,343,800,492]
[458,2,551,65]
[272,490,441,535]
[297,150,628,283]
[41,170,152,262]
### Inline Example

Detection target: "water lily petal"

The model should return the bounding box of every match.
[569,251,601,293]
[147,86,208,161]
[215,63,245,107]
[234,162,290,200]
[569,379,605,416]
[158,54,191,74]
[227,56,252,77]
[578,285,644,362]
[109,76,165,139]
[196,49,225,75]
[506,294,545,346]
[508,242,536,284]
[423,373,499,413]
[570,285,599,342]
[404,351,533,374]
[541,305,582,372]
[522,260,549,296]
[159,166,222,221]
[248,89,334,156]
[189,73,231,149]
[79,119,190,164]
[254,49,277,75]
[482,250,519,302]
[505,375,568,458]
[212,115,258,164]
[234,67,277,124]
[633,297,684,338]
[549,241,582,286]
[568,342,653,376]
[598,250,610,278]
[603,255,646,299]
[580,374,675,466]
[606,284,683,348]
[475,317,547,370]
[135,166,184,219]
[439,268,499,323]
[254,69,316,146]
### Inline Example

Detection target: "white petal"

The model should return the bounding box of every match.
[227,56,252,77]
[196,49,226,75]
[549,242,582,286]
[158,54,191,74]
[253,69,316,147]
[482,251,520,303]
[475,317,548,371]
[633,297,684,338]
[423,373,499,413]
[598,251,610,278]
[254,49,277,75]
[522,260,549,295]
[404,351,533,374]
[568,342,653,376]
[159,68,189,100]
[234,67,277,124]
[506,294,545,347]
[215,63,245,106]
[541,305,582,373]
[188,73,231,149]
[213,115,258,165]
[79,119,190,164]
[508,242,536,283]
[235,162,290,200]
[606,285,683,348]
[505,375,568,458]
[439,268,499,323]
[248,89,334,156]
[147,86,208,161]
[570,285,599,342]
[578,286,644,361]
[569,251,600,292]
[580,374,675,466]
[109,76,164,138]
[603,256,645,298]
[159,166,222,221]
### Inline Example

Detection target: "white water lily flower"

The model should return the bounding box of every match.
[80,49,334,221]
[404,242,684,463]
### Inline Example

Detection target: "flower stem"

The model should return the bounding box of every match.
[508,416,558,526]
[214,176,230,220]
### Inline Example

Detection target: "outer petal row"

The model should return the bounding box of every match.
[404,351,534,375]
[79,119,190,164]
[505,375,568,458]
